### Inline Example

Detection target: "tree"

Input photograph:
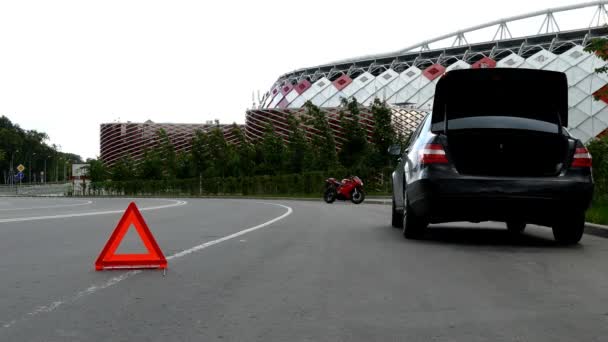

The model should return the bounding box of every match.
[304,101,338,171]
[85,158,109,182]
[138,148,163,180]
[584,38,608,78]
[191,130,209,177]
[587,135,608,197]
[258,123,286,175]
[206,127,229,178]
[156,129,177,179]
[286,116,312,173]
[338,98,368,171]
[0,116,81,184]
[176,152,194,179]
[582,39,608,198]
[370,98,396,167]
[395,131,411,152]
[230,123,255,177]
[111,155,136,181]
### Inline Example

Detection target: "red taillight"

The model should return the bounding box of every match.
[419,144,448,164]
[571,147,592,168]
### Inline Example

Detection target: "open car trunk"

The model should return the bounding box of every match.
[447,129,568,177]
[431,68,570,177]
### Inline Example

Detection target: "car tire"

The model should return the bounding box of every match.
[552,213,585,245]
[391,197,403,228]
[506,221,526,233]
[403,200,427,239]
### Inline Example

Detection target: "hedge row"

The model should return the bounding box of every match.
[88,170,393,197]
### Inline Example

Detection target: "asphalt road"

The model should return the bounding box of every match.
[0,197,607,342]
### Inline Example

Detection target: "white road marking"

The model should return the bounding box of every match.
[166,203,292,260]
[0,200,187,223]
[1,201,293,329]
[0,200,93,211]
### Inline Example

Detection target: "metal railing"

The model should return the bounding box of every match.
[0,183,71,196]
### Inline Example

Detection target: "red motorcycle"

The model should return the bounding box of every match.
[324,176,365,204]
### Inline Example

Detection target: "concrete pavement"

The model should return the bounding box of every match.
[1,198,607,341]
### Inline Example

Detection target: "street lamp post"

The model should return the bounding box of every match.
[9,153,13,186]
[64,161,68,182]
[44,158,47,183]
[29,152,36,184]
[10,149,19,186]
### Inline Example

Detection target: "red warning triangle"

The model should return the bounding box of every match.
[95,202,167,270]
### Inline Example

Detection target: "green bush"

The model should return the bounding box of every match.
[89,170,391,197]
[587,197,608,225]
[587,135,608,199]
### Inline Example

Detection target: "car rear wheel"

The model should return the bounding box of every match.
[506,221,526,233]
[391,197,403,228]
[403,200,427,239]
[552,213,585,245]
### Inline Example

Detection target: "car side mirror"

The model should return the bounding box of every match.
[388,145,401,156]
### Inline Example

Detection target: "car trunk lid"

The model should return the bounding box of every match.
[431,68,569,177]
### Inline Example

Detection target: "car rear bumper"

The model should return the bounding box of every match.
[407,176,593,225]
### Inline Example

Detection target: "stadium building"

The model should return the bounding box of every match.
[100,121,240,167]
[249,1,608,143]
[103,2,608,167]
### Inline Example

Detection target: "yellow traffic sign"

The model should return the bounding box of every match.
[17,164,25,172]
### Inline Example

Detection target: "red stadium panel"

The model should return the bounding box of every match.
[333,74,353,91]
[281,83,294,95]
[422,64,446,81]
[294,79,312,94]
[266,86,283,108]
[471,57,497,69]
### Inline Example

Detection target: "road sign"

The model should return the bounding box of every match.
[15,172,24,181]
[95,202,167,271]
[16,164,25,172]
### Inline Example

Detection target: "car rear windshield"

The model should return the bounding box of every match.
[431,115,561,134]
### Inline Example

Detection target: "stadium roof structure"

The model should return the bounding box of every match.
[275,1,608,84]
[259,1,608,142]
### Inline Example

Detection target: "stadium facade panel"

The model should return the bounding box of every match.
[100,121,239,167]
[245,106,426,148]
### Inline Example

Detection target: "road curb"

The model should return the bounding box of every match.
[0,194,394,205]
[584,222,608,238]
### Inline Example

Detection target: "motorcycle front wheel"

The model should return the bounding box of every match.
[351,188,365,204]
[324,188,337,203]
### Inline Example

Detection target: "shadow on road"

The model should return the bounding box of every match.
[413,226,577,248]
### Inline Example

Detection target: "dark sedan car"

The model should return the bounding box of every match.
[390,68,594,244]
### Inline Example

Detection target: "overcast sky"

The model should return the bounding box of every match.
[0,0,599,159]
